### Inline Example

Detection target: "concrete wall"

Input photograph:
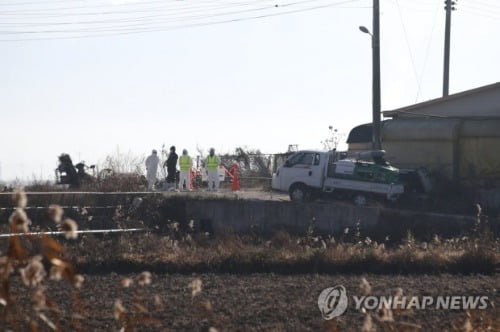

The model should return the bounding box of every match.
[181,199,500,240]
[184,200,380,233]
[1,193,497,240]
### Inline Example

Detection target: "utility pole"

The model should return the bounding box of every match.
[372,0,381,150]
[359,0,382,150]
[443,0,456,97]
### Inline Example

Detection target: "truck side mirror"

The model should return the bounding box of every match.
[284,160,290,167]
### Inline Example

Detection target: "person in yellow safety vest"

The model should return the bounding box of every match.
[179,149,192,191]
[206,147,220,192]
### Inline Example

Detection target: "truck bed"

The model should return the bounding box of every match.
[323,177,404,196]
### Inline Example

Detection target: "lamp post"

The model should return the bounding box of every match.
[359,0,381,151]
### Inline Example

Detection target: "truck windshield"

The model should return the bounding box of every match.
[287,152,314,167]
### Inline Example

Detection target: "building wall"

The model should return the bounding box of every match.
[380,118,500,183]
[459,137,500,179]
[383,140,454,175]
[347,142,372,156]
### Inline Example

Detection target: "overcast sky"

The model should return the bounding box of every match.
[1,0,499,182]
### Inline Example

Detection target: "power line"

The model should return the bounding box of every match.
[460,3,500,16]
[0,0,278,27]
[0,2,310,34]
[393,0,421,100]
[0,0,369,34]
[399,0,435,5]
[0,0,87,6]
[0,0,346,17]
[0,3,229,17]
[460,8,500,21]
[0,0,368,26]
[395,0,436,12]
[467,0,500,10]
[0,0,217,12]
[0,0,369,41]
[0,1,268,18]
[415,0,440,102]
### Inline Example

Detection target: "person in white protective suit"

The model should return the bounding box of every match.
[178,149,193,191]
[206,147,220,192]
[145,150,159,191]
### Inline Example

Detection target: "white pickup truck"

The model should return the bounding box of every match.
[271,150,405,205]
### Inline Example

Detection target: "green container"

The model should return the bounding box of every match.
[351,161,399,184]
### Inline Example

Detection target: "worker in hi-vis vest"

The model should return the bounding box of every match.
[178,149,192,191]
[206,148,220,192]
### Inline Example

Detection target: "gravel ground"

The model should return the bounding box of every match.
[5,273,499,331]
[160,188,289,201]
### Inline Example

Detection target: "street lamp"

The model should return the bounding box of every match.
[359,0,382,151]
[359,26,371,35]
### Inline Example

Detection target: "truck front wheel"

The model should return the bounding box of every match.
[289,184,310,202]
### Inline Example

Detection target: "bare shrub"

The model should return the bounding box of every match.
[100,147,145,175]
[80,148,147,192]
[0,191,160,330]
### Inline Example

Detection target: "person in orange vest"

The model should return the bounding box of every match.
[206,148,220,192]
[179,149,192,191]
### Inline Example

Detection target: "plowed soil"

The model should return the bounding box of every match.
[5,273,499,331]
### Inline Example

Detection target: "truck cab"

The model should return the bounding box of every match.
[272,151,324,191]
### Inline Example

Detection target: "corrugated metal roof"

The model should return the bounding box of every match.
[383,82,500,118]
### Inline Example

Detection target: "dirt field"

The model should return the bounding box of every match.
[2,191,499,331]
[4,273,499,331]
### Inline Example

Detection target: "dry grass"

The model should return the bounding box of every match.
[62,203,499,275]
[59,227,500,275]
[0,191,171,331]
